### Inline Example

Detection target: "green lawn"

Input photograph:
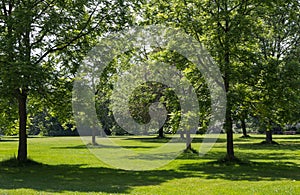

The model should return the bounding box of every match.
[0,134,299,194]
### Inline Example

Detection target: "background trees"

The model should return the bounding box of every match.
[252,0,300,143]
[140,0,300,158]
[0,0,299,163]
[142,0,264,160]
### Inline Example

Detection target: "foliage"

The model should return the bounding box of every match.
[94,47,210,138]
[0,0,134,161]
[139,0,300,153]
[140,0,265,159]
[0,0,299,163]
[251,0,300,141]
[28,110,78,136]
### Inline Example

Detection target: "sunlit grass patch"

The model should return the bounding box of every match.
[0,134,299,194]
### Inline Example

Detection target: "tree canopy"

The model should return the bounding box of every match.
[0,0,299,162]
[0,0,133,161]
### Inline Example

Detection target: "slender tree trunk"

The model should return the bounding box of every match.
[225,106,234,160]
[180,130,185,139]
[158,126,164,138]
[17,7,32,162]
[224,51,235,160]
[17,89,28,162]
[265,120,273,143]
[223,12,235,161]
[92,129,96,145]
[265,129,273,143]
[241,118,248,137]
[143,126,148,135]
[186,130,192,150]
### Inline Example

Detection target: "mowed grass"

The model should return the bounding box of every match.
[0,134,299,194]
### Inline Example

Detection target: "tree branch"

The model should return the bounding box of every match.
[33,2,103,66]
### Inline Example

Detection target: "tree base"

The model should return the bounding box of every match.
[183,148,198,154]
[87,142,99,147]
[260,140,279,145]
[0,157,42,167]
[217,156,249,165]
[156,135,165,139]
[240,135,251,138]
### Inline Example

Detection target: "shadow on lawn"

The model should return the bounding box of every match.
[178,161,300,181]
[177,146,300,162]
[0,158,299,193]
[0,139,18,142]
[247,135,300,140]
[124,136,227,143]
[236,142,300,151]
[0,162,188,194]
[51,144,156,149]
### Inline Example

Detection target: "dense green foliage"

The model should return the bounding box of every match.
[0,0,134,160]
[0,0,299,162]
[140,0,300,155]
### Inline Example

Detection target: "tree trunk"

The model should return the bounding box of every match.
[223,14,235,161]
[92,129,97,145]
[241,118,248,137]
[180,130,185,139]
[158,126,164,138]
[224,56,235,160]
[225,107,235,160]
[265,130,273,144]
[186,130,192,150]
[17,89,28,162]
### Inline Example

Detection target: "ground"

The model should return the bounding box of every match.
[0,134,299,194]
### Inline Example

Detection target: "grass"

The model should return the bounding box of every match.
[0,134,299,194]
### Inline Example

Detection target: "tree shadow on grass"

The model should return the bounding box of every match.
[190,137,227,143]
[0,139,18,142]
[268,135,300,140]
[0,161,188,194]
[51,144,156,149]
[177,148,300,162]
[124,136,226,144]
[240,135,300,140]
[178,161,300,181]
[235,142,300,151]
[0,157,299,193]
[124,136,172,143]
[238,152,300,161]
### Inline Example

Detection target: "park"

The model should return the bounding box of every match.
[0,134,300,194]
[0,0,300,194]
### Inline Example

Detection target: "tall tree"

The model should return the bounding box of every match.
[253,0,300,143]
[142,0,261,160]
[0,0,131,162]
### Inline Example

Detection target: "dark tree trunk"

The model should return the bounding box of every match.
[265,130,273,144]
[223,15,235,161]
[17,89,28,162]
[17,13,31,162]
[224,54,235,160]
[158,126,164,138]
[225,107,235,160]
[241,118,248,137]
[186,130,192,150]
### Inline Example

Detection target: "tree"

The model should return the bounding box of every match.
[232,84,253,138]
[95,49,182,137]
[0,0,131,162]
[253,0,300,143]
[142,0,262,160]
